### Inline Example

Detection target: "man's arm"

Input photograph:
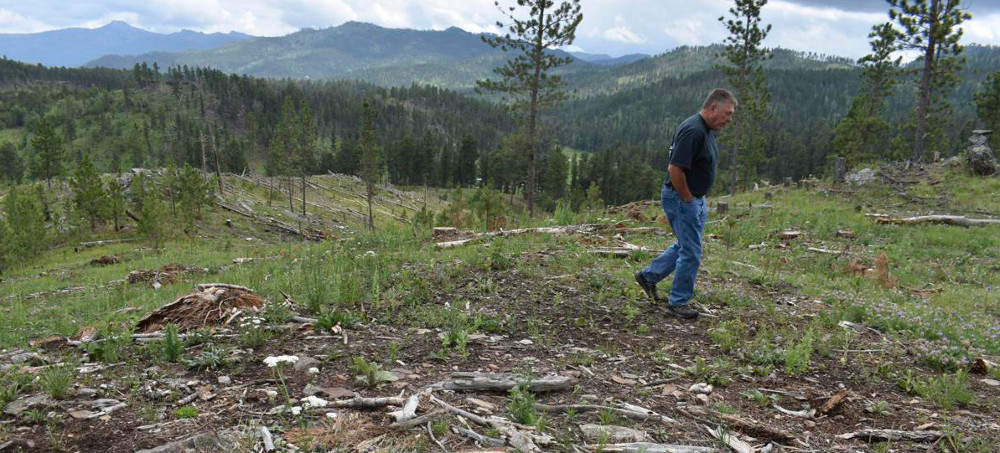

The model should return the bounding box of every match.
[668,164,694,202]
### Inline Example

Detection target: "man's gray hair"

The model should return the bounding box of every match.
[702,89,737,110]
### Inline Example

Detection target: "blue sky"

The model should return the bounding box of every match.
[1,0,998,58]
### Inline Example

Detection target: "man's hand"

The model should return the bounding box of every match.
[667,164,694,202]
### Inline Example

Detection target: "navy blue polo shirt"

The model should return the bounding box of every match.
[664,113,718,197]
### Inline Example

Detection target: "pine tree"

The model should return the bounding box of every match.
[30,116,65,192]
[69,153,107,232]
[4,186,46,260]
[539,146,568,202]
[834,22,903,165]
[105,178,126,232]
[295,100,317,216]
[975,71,1000,150]
[177,164,211,234]
[477,0,583,215]
[719,0,772,194]
[358,101,383,232]
[888,0,971,162]
[134,173,166,250]
[470,184,505,231]
[457,135,479,187]
[0,142,23,185]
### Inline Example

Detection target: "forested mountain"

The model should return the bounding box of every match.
[0,21,251,67]
[0,58,513,191]
[86,22,595,90]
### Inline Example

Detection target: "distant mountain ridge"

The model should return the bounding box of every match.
[86,21,595,88]
[0,21,251,67]
[84,22,861,94]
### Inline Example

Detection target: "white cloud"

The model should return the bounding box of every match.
[3,0,1000,58]
[0,8,50,33]
[964,13,1000,42]
[602,15,645,44]
[768,0,884,23]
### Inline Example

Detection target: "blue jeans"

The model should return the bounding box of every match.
[641,185,707,307]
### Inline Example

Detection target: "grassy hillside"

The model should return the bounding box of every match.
[1,160,997,451]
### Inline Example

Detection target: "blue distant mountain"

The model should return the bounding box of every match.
[0,21,252,67]
[569,51,650,66]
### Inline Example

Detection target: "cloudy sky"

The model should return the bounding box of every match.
[1,0,998,58]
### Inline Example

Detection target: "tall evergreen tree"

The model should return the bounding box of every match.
[69,153,107,232]
[295,100,318,216]
[477,0,583,215]
[29,116,64,192]
[358,101,383,232]
[457,135,479,187]
[888,0,971,162]
[975,71,1000,150]
[834,22,903,165]
[134,173,166,250]
[719,0,772,194]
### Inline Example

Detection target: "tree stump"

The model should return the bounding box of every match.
[968,130,997,176]
[834,157,847,184]
[764,192,773,200]
[716,202,729,214]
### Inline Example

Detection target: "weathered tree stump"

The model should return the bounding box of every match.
[834,157,847,184]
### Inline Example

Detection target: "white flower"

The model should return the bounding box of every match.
[364,250,377,257]
[302,395,328,408]
[291,406,302,416]
[308,367,320,375]
[263,355,299,367]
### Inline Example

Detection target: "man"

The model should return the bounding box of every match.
[635,89,736,319]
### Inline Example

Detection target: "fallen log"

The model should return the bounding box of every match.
[75,238,136,252]
[874,215,1000,227]
[535,403,677,424]
[590,444,717,453]
[429,372,576,393]
[837,429,944,443]
[329,396,406,409]
[435,224,616,249]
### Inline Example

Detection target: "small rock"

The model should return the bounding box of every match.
[981,379,999,387]
[695,394,710,405]
[580,424,648,443]
[689,383,714,394]
[70,410,99,420]
[4,395,53,416]
[217,376,231,385]
[518,339,534,345]
[10,352,48,366]
[91,399,122,409]
[293,356,321,373]
[581,394,600,401]
[77,388,99,397]
[317,387,355,399]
